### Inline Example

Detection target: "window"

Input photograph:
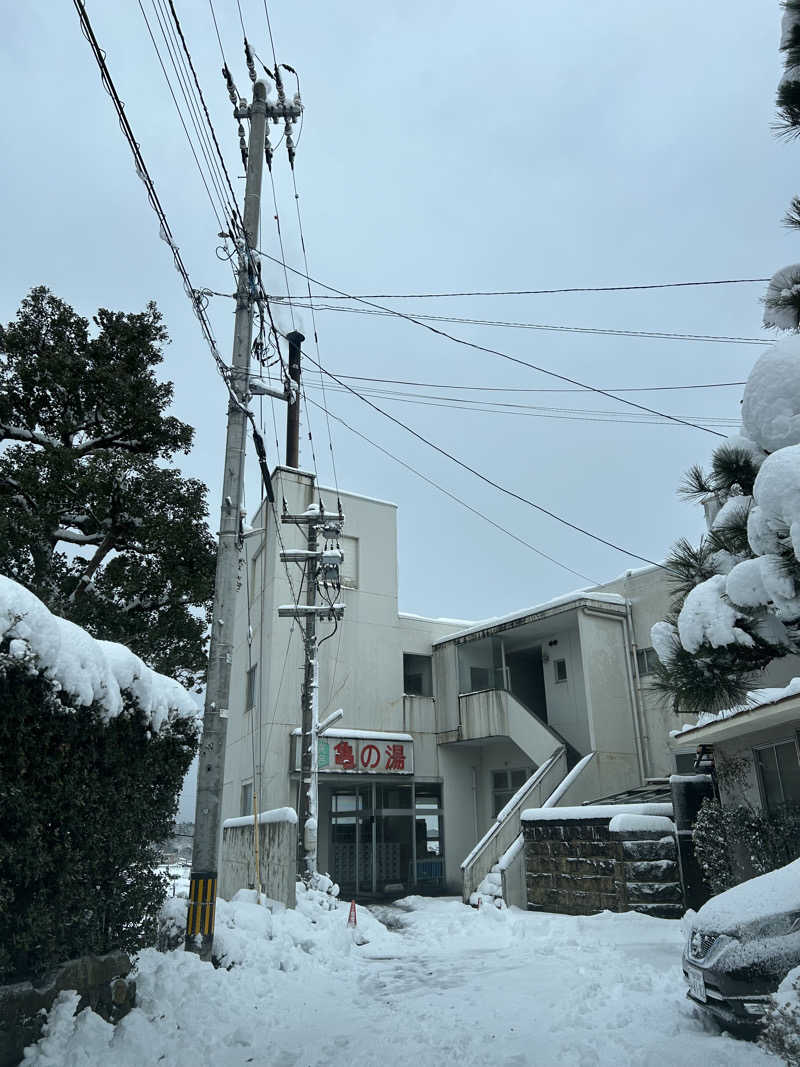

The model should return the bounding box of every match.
[554,659,567,683]
[250,541,265,597]
[470,666,491,691]
[240,780,253,818]
[339,535,359,588]
[245,664,258,711]
[674,752,697,774]
[636,647,659,676]
[403,653,433,697]
[492,767,532,817]
[755,739,800,813]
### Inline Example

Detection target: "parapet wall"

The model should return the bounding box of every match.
[522,808,682,918]
[221,808,297,908]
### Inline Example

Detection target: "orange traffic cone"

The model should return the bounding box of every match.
[347,900,357,928]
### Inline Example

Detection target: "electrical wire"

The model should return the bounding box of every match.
[275,300,767,345]
[323,375,749,394]
[299,346,675,572]
[305,397,599,585]
[138,0,230,234]
[300,380,740,428]
[273,277,771,300]
[257,250,729,439]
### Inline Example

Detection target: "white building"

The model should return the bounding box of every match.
[222,466,696,900]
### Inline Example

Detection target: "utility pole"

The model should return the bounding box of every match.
[278,507,345,879]
[285,331,303,468]
[186,78,300,960]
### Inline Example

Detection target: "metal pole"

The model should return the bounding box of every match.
[185,80,269,959]
[299,519,318,878]
[285,331,304,467]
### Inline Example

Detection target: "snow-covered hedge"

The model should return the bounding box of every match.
[0,577,199,982]
[692,798,800,896]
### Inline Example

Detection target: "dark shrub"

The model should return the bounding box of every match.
[0,656,197,982]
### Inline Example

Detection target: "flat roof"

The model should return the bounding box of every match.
[433,590,626,645]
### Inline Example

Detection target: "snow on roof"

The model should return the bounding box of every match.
[671,676,800,738]
[693,857,800,933]
[434,590,626,644]
[318,484,397,508]
[521,802,673,822]
[592,563,662,588]
[398,611,476,628]
[223,807,298,830]
[289,727,413,741]
[0,574,199,731]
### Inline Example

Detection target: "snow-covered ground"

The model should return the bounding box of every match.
[25,891,774,1066]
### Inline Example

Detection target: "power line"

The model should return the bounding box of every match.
[300,379,740,428]
[299,346,673,572]
[275,300,767,345]
[321,374,749,394]
[257,249,728,439]
[271,277,771,299]
[305,397,599,586]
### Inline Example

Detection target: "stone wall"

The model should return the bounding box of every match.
[0,951,134,1067]
[220,808,297,908]
[523,814,682,918]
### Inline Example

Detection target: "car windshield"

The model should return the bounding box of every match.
[693,857,800,934]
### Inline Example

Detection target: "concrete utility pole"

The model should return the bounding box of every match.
[186,79,300,960]
[278,507,345,878]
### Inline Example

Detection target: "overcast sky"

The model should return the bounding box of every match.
[2,2,797,624]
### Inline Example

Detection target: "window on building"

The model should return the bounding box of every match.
[470,666,491,692]
[554,659,567,683]
[636,647,659,676]
[240,780,253,818]
[403,653,433,696]
[250,542,264,596]
[339,535,359,588]
[245,664,258,711]
[492,768,533,817]
[674,752,698,774]
[755,738,800,813]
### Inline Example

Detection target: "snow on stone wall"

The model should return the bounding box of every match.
[0,574,199,731]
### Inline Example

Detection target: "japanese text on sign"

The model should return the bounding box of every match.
[314,735,413,774]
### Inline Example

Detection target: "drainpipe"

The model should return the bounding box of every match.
[626,601,651,779]
[580,605,646,783]
[471,766,479,840]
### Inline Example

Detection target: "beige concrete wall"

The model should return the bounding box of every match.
[220,814,297,907]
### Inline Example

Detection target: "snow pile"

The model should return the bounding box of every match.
[469,867,506,909]
[742,336,800,452]
[0,574,198,729]
[24,895,774,1067]
[607,813,675,834]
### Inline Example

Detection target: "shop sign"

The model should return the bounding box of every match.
[294,732,413,774]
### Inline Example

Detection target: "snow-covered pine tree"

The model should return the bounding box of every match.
[651,3,800,715]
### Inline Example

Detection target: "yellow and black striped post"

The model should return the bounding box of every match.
[186,872,217,949]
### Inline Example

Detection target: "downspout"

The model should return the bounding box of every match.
[471,766,479,841]
[626,600,651,779]
[580,605,646,783]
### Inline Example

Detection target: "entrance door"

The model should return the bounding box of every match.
[330,785,375,897]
